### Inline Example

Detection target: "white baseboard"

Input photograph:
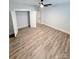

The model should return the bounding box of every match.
[43,23,70,34]
[18,25,28,29]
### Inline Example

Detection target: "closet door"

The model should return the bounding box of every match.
[16,11,28,29]
[11,11,18,37]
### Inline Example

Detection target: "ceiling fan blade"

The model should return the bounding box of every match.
[39,0,43,4]
[41,0,43,2]
[44,4,52,6]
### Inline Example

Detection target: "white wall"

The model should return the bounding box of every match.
[16,11,29,29]
[9,3,36,11]
[30,11,36,27]
[36,11,41,23]
[40,3,70,34]
[9,11,14,35]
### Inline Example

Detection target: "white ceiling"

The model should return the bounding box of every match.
[10,0,69,5]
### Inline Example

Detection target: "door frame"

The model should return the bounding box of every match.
[11,11,18,37]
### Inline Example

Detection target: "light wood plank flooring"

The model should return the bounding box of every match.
[9,24,70,59]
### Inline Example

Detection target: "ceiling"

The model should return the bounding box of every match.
[10,0,69,5]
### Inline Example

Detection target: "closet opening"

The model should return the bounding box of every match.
[15,11,30,29]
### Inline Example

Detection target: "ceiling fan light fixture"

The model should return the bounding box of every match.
[40,4,44,8]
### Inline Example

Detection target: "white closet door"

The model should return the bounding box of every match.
[11,11,18,37]
[16,11,28,29]
[30,11,36,27]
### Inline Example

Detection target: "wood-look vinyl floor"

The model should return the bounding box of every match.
[9,24,70,59]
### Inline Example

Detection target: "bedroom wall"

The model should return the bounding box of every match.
[36,10,41,23]
[40,3,70,34]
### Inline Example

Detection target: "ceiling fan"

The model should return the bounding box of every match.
[39,0,52,8]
